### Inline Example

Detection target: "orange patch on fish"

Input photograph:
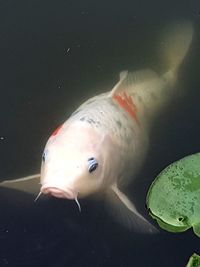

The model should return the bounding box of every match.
[113,92,139,124]
[51,124,63,136]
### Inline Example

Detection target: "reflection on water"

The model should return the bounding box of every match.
[0,0,200,266]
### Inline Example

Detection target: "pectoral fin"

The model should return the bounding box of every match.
[106,184,158,233]
[0,174,40,195]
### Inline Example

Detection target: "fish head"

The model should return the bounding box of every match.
[40,121,120,200]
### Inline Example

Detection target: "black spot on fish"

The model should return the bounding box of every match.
[80,117,97,125]
[116,120,122,128]
[94,121,101,128]
[86,118,95,124]
[95,121,101,126]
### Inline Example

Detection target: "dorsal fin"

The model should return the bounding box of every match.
[109,69,158,97]
[109,70,128,97]
[119,70,128,80]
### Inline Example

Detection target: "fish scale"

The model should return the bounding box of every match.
[69,94,138,140]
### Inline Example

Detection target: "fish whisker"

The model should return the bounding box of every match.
[34,191,42,202]
[75,195,81,212]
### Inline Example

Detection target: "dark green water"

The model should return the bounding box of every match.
[0,0,200,266]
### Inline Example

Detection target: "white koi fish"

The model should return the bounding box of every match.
[0,22,193,232]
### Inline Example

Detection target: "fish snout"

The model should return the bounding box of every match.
[41,185,77,200]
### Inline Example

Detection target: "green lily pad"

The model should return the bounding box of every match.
[146,153,200,237]
[186,253,200,267]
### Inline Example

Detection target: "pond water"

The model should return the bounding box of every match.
[0,0,200,266]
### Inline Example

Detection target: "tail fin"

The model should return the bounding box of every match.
[160,21,193,73]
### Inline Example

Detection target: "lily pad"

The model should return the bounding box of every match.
[146,153,200,237]
[186,253,200,267]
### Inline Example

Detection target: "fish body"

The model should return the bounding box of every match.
[0,22,194,232]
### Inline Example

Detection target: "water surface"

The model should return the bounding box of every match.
[0,0,200,266]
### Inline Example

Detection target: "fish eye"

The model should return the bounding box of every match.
[87,157,98,173]
[42,151,47,162]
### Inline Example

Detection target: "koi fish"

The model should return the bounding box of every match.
[0,22,193,232]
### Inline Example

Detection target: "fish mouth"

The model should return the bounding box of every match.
[41,185,76,200]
